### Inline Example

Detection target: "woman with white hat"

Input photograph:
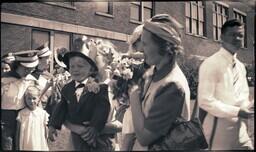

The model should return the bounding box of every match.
[1,50,39,150]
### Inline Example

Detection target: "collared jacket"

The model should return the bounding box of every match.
[49,80,110,132]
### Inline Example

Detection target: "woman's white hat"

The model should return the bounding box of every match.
[36,43,52,58]
[14,50,39,68]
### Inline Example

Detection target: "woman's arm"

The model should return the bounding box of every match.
[129,85,158,146]
[129,83,185,146]
[15,120,21,150]
[64,120,122,135]
[45,124,48,141]
[64,120,87,135]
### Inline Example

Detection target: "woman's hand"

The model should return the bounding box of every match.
[128,84,141,102]
[48,126,58,142]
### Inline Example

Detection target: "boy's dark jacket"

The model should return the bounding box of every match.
[48,80,110,132]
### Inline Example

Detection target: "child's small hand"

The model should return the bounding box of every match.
[81,126,98,147]
[48,126,58,142]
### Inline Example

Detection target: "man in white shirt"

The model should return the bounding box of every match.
[198,19,254,150]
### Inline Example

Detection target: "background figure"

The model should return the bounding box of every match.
[198,19,254,150]
[1,50,39,150]
[1,53,15,74]
[27,43,53,109]
[120,24,144,151]
[45,47,71,117]
[129,14,191,150]
[1,61,11,73]
[16,85,49,151]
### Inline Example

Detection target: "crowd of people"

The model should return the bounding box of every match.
[1,14,254,151]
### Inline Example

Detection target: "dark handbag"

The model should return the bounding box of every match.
[149,99,208,150]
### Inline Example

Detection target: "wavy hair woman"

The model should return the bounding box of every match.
[129,14,191,150]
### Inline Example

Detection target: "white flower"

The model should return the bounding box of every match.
[122,68,133,80]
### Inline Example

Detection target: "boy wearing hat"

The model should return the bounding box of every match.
[1,50,39,150]
[48,39,110,151]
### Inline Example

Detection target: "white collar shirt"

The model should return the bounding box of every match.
[75,79,88,102]
[198,47,251,118]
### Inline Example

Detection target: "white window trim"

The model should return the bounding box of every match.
[95,12,114,18]
[215,1,229,8]
[1,12,129,42]
[233,8,247,16]
[185,2,206,36]
[44,2,76,10]
[130,2,153,23]
[212,2,229,41]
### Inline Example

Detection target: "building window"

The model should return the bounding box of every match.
[130,2,154,22]
[32,30,50,49]
[96,2,113,15]
[32,29,72,72]
[54,32,71,52]
[213,3,229,41]
[234,10,247,48]
[185,1,206,36]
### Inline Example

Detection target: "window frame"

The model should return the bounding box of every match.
[95,2,114,18]
[212,2,229,41]
[44,2,76,10]
[31,29,72,73]
[185,1,206,38]
[130,2,154,24]
[233,8,247,48]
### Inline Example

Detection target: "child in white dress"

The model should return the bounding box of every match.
[16,85,49,151]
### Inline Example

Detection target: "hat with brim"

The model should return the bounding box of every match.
[1,53,15,64]
[63,51,98,71]
[14,50,39,68]
[54,48,68,68]
[36,43,52,58]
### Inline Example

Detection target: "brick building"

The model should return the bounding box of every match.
[1,1,255,72]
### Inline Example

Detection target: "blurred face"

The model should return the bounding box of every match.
[133,37,143,52]
[141,30,163,65]
[221,26,244,52]
[69,56,92,82]
[18,65,35,77]
[24,92,39,111]
[37,56,50,71]
[1,63,11,73]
